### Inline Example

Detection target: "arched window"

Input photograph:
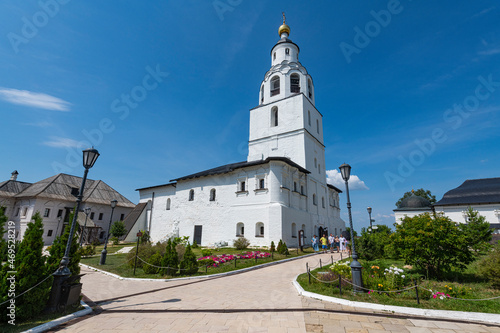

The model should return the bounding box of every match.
[189,189,194,201]
[318,164,321,174]
[322,197,325,208]
[313,194,317,205]
[290,73,300,93]
[236,222,245,236]
[308,111,311,126]
[259,178,265,189]
[314,158,317,168]
[271,106,278,127]
[240,181,246,192]
[260,85,264,104]
[256,222,264,237]
[270,76,280,96]
[273,52,276,60]
[210,188,216,201]
[308,79,313,98]
[166,198,171,210]
[294,181,297,192]
[285,48,290,55]
[301,185,304,195]
[292,223,297,237]
[316,119,319,133]
[301,224,306,236]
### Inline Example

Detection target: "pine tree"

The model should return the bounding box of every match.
[0,212,52,321]
[460,207,493,255]
[270,241,275,252]
[277,240,283,254]
[161,239,178,276]
[180,244,199,275]
[46,214,81,277]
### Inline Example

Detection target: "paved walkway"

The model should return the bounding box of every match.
[53,252,500,333]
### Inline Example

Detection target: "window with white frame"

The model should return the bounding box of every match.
[189,189,194,201]
[47,230,53,237]
[237,178,247,192]
[256,175,266,190]
[43,208,51,218]
[15,207,20,216]
[22,207,28,217]
[313,194,317,205]
[271,106,278,127]
[308,111,311,126]
[210,189,216,201]
[236,222,245,236]
[292,223,297,238]
[256,222,264,237]
[270,76,280,96]
[294,181,297,192]
[301,185,305,195]
[166,198,171,210]
[322,197,325,208]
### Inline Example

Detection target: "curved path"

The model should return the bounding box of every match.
[54,253,499,333]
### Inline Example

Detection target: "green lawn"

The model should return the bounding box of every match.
[0,305,84,333]
[80,247,315,279]
[297,258,500,314]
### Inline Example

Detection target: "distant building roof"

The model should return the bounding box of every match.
[170,157,310,182]
[13,173,135,208]
[394,193,432,211]
[123,202,148,239]
[0,180,32,198]
[327,184,342,193]
[434,177,500,206]
[136,182,176,191]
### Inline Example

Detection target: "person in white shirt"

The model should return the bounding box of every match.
[339,235,346,252]
[328,233,335,253]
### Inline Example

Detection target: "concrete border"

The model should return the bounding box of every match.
[21,300,92,333]
[80,251,319,282]
[292,274,500,325]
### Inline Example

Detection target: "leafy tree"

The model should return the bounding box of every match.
[110,221,127,239]
[477,242,500,288]
[0,206,7,262]
[390,213,473,279]
[46,214,81,277]
[395,188,436,207]
[0,212,52,321]
[357,225,392,260]
[143,252,161,274]
[344,227,358,239]
[160,239,178,276]
[460,207,492,255]
[180,244,198,275]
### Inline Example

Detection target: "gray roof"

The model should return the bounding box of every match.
[171,157,310,182]
[76,211,98,228]
[434,177,500,206]
[327,184,342,193]
[123,202,148,239]
[0,180,32,197]
[14,173,135,208]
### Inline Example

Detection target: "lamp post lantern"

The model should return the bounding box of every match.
[99,199,118,265]
[47,148,99,312]
[339,163,364,292]
[79,207,91,246]
[367,207,372,230]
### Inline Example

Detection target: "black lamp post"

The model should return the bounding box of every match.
[339,163,363,292]
[79,207,91,246]
[99,199,118,265]
[367,207,372,230]
[47,148,99,312]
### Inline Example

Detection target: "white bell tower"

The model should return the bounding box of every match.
[247,15,326,183]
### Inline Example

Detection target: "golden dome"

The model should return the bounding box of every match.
[278,23,290,36]
[278,12,290,36]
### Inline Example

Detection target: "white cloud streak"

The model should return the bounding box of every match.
[0,88,71,111]
[326,169,369,191]
[42,136,81,148]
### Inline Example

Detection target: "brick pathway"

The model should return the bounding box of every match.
[53,252,500,333]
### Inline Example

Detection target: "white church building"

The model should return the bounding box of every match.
[131,20,346,247]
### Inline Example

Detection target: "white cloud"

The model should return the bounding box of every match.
[42,136,81,148]
[0,88,71,111]
[326,169,369,191]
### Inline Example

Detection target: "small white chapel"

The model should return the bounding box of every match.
[127,18,346,247]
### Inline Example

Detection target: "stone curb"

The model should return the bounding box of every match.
[79,252,319,282]
[292,274,500,325]
[21,300,92,333]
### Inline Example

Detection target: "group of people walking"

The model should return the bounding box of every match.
[311,233,349,254]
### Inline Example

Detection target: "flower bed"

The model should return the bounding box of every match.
[197,251,271,267]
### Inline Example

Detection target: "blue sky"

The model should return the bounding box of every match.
[1,1,499,231]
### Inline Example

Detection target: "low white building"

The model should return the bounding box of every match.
[132,20,346,247]
[0,171,135,245]
[394,178,500,236]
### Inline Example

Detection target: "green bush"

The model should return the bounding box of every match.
[390,213,474,279]
[477,243,500,288]
[198,258,215,267]
[78,244,96,257]
[330,260,352,278]
[233,237,250,250]
[110,236,119,246]
[276,239,289,255]
[180,244,199,275]
[201,248,212,257]
[175,244,186,262]
[160,239,178,276]
[127,242,165,268]
[270,241,275,252]
[192,240,199,248]
[143,252,162,274]
[357,225,392,260]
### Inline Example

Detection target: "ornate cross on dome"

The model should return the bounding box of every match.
[282,12,286,24]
